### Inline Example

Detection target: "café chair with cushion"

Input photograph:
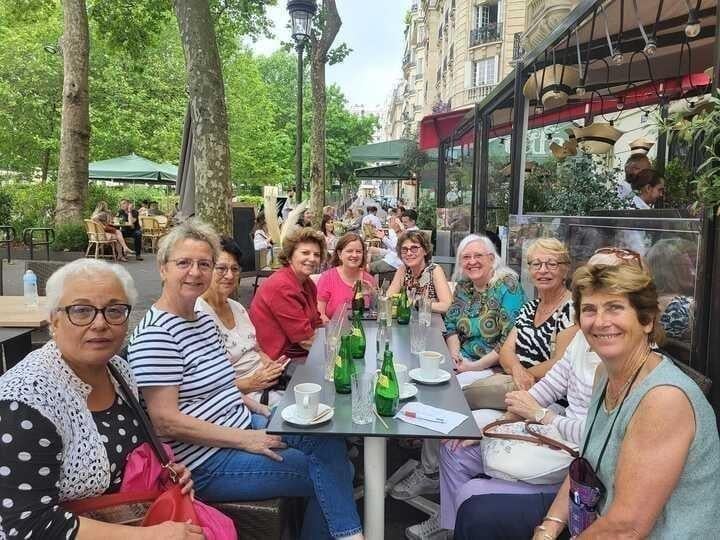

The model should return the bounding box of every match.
[140,216,165,253]
[84,219,119,261]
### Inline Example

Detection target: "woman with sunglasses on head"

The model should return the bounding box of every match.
[128,220,364,540]
[454,252,720,540]
[196,237,287,407]
[386,230,452,313]
[0,259,198,540]
[463,238,575,410]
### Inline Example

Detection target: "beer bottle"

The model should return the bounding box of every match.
[333,334,355,394]
[350,311,366,359]
[396,287,410,325]
[351,280,365,317]
[374,343,399,416]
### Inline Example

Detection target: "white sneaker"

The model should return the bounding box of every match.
[390,466,440,500]
[405,514,449,540]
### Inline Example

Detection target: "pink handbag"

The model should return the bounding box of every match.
[122,442,237,540]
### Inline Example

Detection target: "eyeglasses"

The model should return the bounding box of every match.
[400,245,422,255]
[593,247,642,266]
[528,259,566,271]
[461,253,492,263]
[168,258,214,272]
[57,304,131,326]
[214,264,241,275]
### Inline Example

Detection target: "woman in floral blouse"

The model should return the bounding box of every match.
[386,229,452,313]
[445,234,526,372]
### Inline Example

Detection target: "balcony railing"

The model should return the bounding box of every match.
[466,85,494,102]
[469,24,503,47]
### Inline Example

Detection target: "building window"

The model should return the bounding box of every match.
[472,57,498,88]
[470,1,502,47]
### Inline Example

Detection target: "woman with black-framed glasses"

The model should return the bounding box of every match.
[0,258,198,540]
[196,237,287,407]
[386,229,452,313]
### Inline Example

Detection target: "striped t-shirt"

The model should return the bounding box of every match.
[515,298,574,366]
[128,306,251,470]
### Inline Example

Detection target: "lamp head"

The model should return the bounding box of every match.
[685,9,701,38]
[287,0,317,42]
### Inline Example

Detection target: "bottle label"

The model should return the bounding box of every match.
[352,328,362,337]
[377,374,390,388]
[335,355,342,367]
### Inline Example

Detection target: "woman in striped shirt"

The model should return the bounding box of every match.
[128,220,363,540]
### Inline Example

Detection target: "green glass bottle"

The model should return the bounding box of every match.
[333,334,355,394]
[396,287,410,325]
[375,343,400,416]
[350,311,366,359]
[351,280,365,317]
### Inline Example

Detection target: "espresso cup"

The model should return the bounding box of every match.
[393,363,409,386]
[294,383,321,420]
[419,351,444,378]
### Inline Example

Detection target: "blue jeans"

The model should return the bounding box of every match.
[192,424,361,539]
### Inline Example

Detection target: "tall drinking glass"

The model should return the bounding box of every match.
[419,295,432,327]
[351,371,375,425]
[410,310,427,354]
[324,332,339,381]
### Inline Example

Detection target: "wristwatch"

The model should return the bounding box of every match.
[534,408,549,422]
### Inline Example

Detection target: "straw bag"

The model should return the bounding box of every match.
[481,419,579,485]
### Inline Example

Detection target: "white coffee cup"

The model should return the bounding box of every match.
[294,383,321,420]
[394,363,409,386]
[419,351,444,378]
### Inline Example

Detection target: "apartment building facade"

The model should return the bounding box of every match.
[384,0,526,140]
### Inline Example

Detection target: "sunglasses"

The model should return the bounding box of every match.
[593,247,642,266]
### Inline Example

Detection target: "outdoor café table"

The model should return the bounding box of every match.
[0,296,48,374]
[266,315,481,540]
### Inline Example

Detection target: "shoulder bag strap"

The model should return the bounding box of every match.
[524,421,579,457]
[107,362,171,467]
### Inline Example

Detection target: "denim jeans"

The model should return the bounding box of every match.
[192,426,361,540]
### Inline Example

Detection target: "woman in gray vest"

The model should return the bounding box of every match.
[529,263,720,539]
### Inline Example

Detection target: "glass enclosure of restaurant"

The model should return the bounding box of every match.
[509,214,704,370]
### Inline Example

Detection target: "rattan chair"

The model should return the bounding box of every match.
[140,216,165,253]
[84,220,118,261]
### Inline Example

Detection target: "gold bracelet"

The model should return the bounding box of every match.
[543,515,567,526]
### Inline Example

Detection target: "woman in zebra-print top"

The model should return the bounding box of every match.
[463,238,574,410]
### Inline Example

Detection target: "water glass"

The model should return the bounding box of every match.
[410,311,427,354]
[351,372,375,425]
[324,333,339,382]
[419,296,432,326]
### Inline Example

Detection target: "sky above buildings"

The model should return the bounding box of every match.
[251,0,408,111]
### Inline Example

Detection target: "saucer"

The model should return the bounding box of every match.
[281,403,334,426]
[399,383,418,400]
[409,368,451,385]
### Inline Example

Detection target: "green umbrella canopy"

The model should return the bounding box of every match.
[89,153,177,185]
[349,139,414,163]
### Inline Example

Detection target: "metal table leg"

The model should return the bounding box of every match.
[364,436,386,540]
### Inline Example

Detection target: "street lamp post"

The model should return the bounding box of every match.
[287,0,317,204]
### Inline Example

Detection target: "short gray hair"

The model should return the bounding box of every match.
[45,258,138,316]
[156,218,221,266]
[452,234,517,284]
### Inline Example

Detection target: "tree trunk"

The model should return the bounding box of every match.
[55,0,90,224]
[173,0,233,235]
[309,0,341,227]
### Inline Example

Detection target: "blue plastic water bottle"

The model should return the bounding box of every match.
[23,270,38,307]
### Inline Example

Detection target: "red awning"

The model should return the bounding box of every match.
[418,107,473,150]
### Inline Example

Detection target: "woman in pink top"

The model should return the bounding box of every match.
[317,232,376,323]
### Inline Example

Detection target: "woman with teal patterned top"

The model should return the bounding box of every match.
[446,234,526,372]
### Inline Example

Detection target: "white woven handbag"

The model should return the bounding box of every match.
[480,420,579,485]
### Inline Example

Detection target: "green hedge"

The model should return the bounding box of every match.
[0,180,177,239]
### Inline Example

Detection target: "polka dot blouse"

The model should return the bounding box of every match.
[0,394,145,539]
